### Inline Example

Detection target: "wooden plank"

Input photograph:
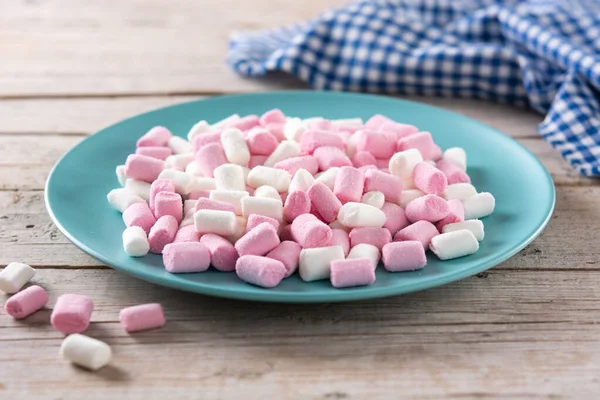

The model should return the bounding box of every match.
[1,186,599,269]
[0,268,599,399]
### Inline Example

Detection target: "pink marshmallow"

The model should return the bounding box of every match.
[148,215,178,254]
[436,199,465,230]
[195,198,236,214]
[149,179,175,211]
[266,241,302,277]
[119,303,166,333]
[313,146,352,170]
[358,164,378,174]
[436,159,471,184]
[365,114,394,130]
[249,155,268,168]
[382,241,427,272]
[363,169,403,203]
[137,126,173,147]
[235,255,286,288]
[394,220,439,250]
[193,130,222,152]
[199,233,238,272]
[246,129,278,156]
[330,258,376,288]
[194,142,228,178]
[154,191,183,223]
[4,285,48,320]
[352,151,377,168]
[173,225,201,243]
[376,158,390,169]
[188,190,211,200]
[230,115,260,131]
[163,242,211,273]
[379,122,419,140]
[50,294,94,334]
[413,162,448,195]
[291,213,333,248]
[274,155,319,175]
[405,194,450,223]
[259,109,286,126]
[135,146,173,160]
[283,190,312,222]
[381,202,409,235]
[349,227,392,250]
[355,129,396,159]
[300,129,345,154]
[308,118,334,131]
[125,154,165,183]
[333,166,364,203]
[123,202,157,234]
[235,222,280,256]
[246,214,280,233]
[264,123,285,142]
[307,182,343,223]
[329,229,350,256]
[396,131,439,160]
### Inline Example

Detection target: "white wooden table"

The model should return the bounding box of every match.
[1,1,599,399]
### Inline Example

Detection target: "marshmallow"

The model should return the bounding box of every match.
[365,114,393,130]
[235,255,286,288]
[154,191,183,223]
[352,151,377,168]
[331,117,363,128]
[363,169,403,203]
[429,230,479,260]
[314,167,340,190]
[209,190,250,215]
[389,148,423,180]
[329,229,350,256]
[349,227,392,250]
[179,209,195,228]
[436,160,471,184]
[443,147,467,171]
[193,209,237,236]
[307,182,343,223]
[291,213,333,248]
[337,202,386,228]
[412,162,447,195]
[193,131,222,152]
[443,183,477,200]
[245,214,279,233]
[157,169,196,195]
[265,123,286,141]
[333,166,364,203]
[382,241,427,272]
[163,242,211,273]
[136,146,172,160]
[298,246,345,282]
[361,191,385,209]
[246,128,279,155]
[187,120,211,142]
[0,262,36,294]
[355,129,396,159]
[173,224,201,243]
[247,166,291,192]
[168,136,193,154]
[123,202,156,233]
[330,258,376,288]
[264,140,301,167]
[314,146,352,170]
[214,164,246,191]
[394,220,439,250]
[122,226,150,256]
[283,117,306,142]
[4,285,48,319]
[347,243,381,268]
[125,154,165,182]
[195,142,228,177]
[212,114,240,129]
[221,128,251,166]
[60,334,112,371]
[137,126,172,147]
[442,220,485,241]
[397,131,440,160]
[200,233,238,271]
[436,199,465,230]
[107,188,145,213]
[345,134,358,157]
[230,115,260,131]
[260,109,287,126]
[116,165,127,186]
[380,122,419,140]
[462,192,495,219]
[400,189,425,208]
[194,197,236,213]
[183,158,204,176]
[300,129,345,154]
[405,194,450,223]
[235,222,280,256]
[149,179,175,211]
[283,170,313,194]
[266,241,302,277]
[253,185,283,202]
[124,179,151,200]
[274,155,319,176]
[119,303,166,333]
[283,190,311,222]
[183,199,197,215]
[381,202,409,235]
[241,196,284,222]
[51,294,94,334]
[148,215,178,253]
[188,177,217,193]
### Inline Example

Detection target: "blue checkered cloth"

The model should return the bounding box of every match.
[227,0,600,176]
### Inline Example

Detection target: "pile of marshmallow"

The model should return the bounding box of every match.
[108,110,495,289]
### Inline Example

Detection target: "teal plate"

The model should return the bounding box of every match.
[45,91,555,303]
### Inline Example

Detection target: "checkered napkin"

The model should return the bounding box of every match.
[227,0,600,176]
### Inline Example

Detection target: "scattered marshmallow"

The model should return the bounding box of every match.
[0,262,36,294]
[60,334,112,371]
[429,230,479,260]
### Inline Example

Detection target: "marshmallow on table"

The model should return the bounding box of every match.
[125,154,165,182]
[313,146,352,170]
[400,189,425,208]
[193,209,237,236]
[157,169,196,195]
[214,164,246,191]
[388,148,423,180]
[264,140,301,167]
[235,222,280,256]
[394,220,439,250]
[283,117,306,142]
[209,190,250,215]
[187,120,211,143]
[246,128,278,156]
[241,196,284,222]
[124,179,151,200]
[194,198,236,213]
[123,202,156,233]
[337,202,386,228]
[397,131,440,160]
[436,199,465,230]
[107,188,145,213]
[148,215,178,254]
[173,224,201,243]
[149,179,175,211]
[329,229,350,257]
[0,262,36,294]
[200,233,238,272]
[60,334,112,371]
[352,151,377,168]
[274,155,319,176]
[137,126,172,147]
[247,166,291,192]
[443,147,467,171]
[333,166,364,203]
[283,190,311,222]
[221,128,251,166]
[260,109,287,126]
[307,182,343,223]
[246,214,279,232]
[116,165,127,186]
[430,230,479,260]
[349,227,392,250]
[436,160,471,184]
[314,167,339,190]
[168,136,193,154]
[355,129,396,159]
[154,191,183,223]
[254,185,283,202]
[361,191,385,209]
[443,183,477,200]
[291,213,333,248]
[363,169,403,203]
[195,142,228,177]
[119,303,166,333]
[330,258,376,288]
[412,162,447,195]
[122,226,150,256]
[382,241,427,272]
[347,243,381,268]
[51,294,94,334]
[236,255,286,288]
[298,245,345,282]
[381,202,409,235]
[300,129,345,154]
[163,242,211,273]
[4,285,48,319]
[405,194,450,223]
[462,193,495,219]
[443,219,484,241]
[136,146,172,160]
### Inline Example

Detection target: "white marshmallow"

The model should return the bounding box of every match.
[193,209,238,236]
[361,191,385,209]
[345,134,358,158]
[0,262,36,294]
[443,183,477,200]
[347,243,381,268]
[443,147,467,171]
[122,226,150,257]
[429,230,479,260]
[301,117,323,126]
[116,165,127,186]
[331,118,363,127]
[389,149,423,179]
[314,167,340,190]
[209,190,249,215]
[253,185,282,202]
[241,196,284,222]
[247,166,291,192]
[157,169,196,195]
[226,216,248,244]
[185,161,204,177]
[299,246,345,282]
[183,200,198,215]
[165,153,195,171]
[442,220,484,241]
[168,136,193,155]
[60,334,112,371]
[283,117,306,142]
[187,177,216,193]
[241,166,251,182]
[124,179,151,201]
[214,164,246,191]
[107,188,145,213]
[337,202,386,228]
[462,192,495,219]
[212,114,240,129]
[180,209,195,228]
[288,168,315,192]
[187,120,211,143]
[221,128,251,166]
[399,189,425,208]
[264,140,301,167]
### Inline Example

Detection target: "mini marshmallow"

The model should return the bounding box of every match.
[405,194,450,223]
[365,114,393,130]
[308,182,343,223]
[235,222,280,256]
[300,129,345,154]
[337,202,386,228]
[195,142,228,177]
[107,188,145,213]
[382,241,427,272]
[123,202,156,233]
[51,294,94,334]
[125,154,165,182]
[443,183,477,200]
[331,117,363,128]
[442,219,485,241]
[236,255,286,288]
[266,241,302,277]
[0,262,36,294]
[380,122,419,140]
[283,117,306,142]
[349,227,392,250]
[136,146,172,160]
[412,162,447,195]
[200,233,238,271]
[183,199,197,215]
[193,131,222,152]
[298,246,345,282]
[291,213,333,248]
[194,198,236,214]
[288,168,315,193]
[363,169,403,203]
[221,128,251,166]
[214,164,246,191]
[149,179,175,210]
[60,334,112,371]
[154,191,183,223]
[330,258,376,288]
[352,151,377,168]
[329,229,350,256]
[333,166,364,203]
[188,177,217,193]
[124,179,151,200]
[241,196,284,222]
[361,191,385,209]
[193,209,237,236]
[168,136,193,154]
[314,167,340,190]
[346,134,358,157]
[283,190,311,222]
[187,120,211,142]
[436,199,465,230]
[226,216,249,244]
[148,215,178,254]
[212,114,240,129]
[274,155,319,176]
[389,148,423,180]
[397,131,440,160]
[313,146,352,170]
[157,169,196,195]
[355,129,396,159]
[209,190,250,215]
[173,224,201,243]
[4,285,48,319]
[462,192,495,219]
[443,147,467,171]
[122,226,150,256]
[400,189,425,208]
[381,202,409,235]
[246,128,278,155]
[230,115,260,131]
[119,303,166,333]
[254,185,283,202]
[245,214,279,232]
[430,230,479,260]
[137,126,172,147]
[436,160,471,184]
[179,209,195,228]
[264,140,301,167]
[116,165,127,186]
[260,109,286,126]
[394,220,439,250]
[163,242,211,273]
[247,166,291,192]
[347,243,381,268]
